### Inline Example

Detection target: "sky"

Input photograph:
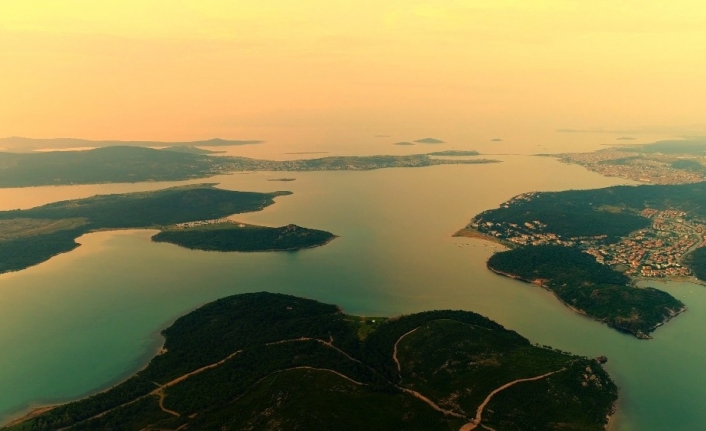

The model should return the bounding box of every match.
[1,1,706,148]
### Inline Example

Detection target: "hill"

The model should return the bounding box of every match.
[2,293,617,431]
[153,222,336,252]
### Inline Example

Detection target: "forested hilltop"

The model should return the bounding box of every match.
[455,182,706,338]
[0,185,333,274]
[3,293,617,431]
[0,146,498,188]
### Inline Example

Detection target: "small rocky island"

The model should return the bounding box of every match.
[3,293,617,431]
[153,222,336,252]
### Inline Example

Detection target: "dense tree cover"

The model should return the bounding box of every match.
[152,223,335,252]
[474,194,650,242]
[0,186,284,228]
[188,370,462,431]
[4,293,617,431]
[0,186,298,274]
[0,228,83,273]
[483,360,617,431]
[361,310,514,381]
[397,320,568,411]
[142,293,361,382]
[474,181,706,241]
[683,246,706,281]
[488,246,684,337]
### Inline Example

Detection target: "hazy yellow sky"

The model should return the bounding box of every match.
[2,1,706,147]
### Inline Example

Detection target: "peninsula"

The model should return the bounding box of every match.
[2,293,617,431]
[453,181,706,337]
[552,138,706,184]
[0,185,334,274]
[0,145,499,188]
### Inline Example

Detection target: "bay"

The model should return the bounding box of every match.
[0,155,703,430]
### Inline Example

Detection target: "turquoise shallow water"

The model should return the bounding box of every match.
[0,156,704,430]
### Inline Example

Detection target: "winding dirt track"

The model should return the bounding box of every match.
[392,327,419,378]
[459,369,566,431]
[24,319,566,431]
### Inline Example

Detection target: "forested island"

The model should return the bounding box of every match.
[0,185,334,274]
[454,181,706,337]
[0,146,498,188]
[153,222,336,252]
[3,293,617,431]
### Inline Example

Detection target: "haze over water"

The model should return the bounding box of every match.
[1,154,705,430]
[3,2,706,429]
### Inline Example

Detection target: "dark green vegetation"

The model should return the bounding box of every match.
[0,185,311,274]
[488,246,684,338]
[473,182,706,242]
[0,137,261,152]
[153,223,336,252]
[683,247,706,281]
[0,146,499,188]
[3,293,617,431]
[427,150,480,156]
[466,183,703,337]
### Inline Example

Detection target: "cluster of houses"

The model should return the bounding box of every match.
[473,205,706,279]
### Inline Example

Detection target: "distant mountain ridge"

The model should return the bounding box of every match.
[0,137,262,152]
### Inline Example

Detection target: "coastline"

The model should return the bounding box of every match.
[452,227,513,248]
[151,233,338,253]
[461,228,688,339]
[0,329,167,428]
[485,265,672,339]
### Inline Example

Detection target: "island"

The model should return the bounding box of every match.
[0,146,500,188]
[414,138,445,144]
[153,222,337,252]
[0,185,335,274]
[452,181,706,338]
[2,292,617,431]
